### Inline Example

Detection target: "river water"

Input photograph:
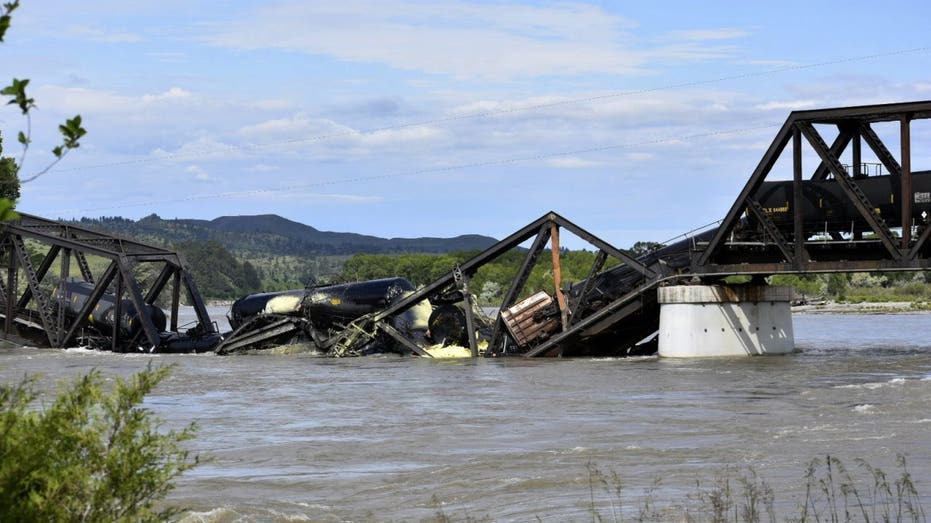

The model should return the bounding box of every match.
[1,311,930,522]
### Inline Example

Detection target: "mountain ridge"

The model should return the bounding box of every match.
[73,213,498,256]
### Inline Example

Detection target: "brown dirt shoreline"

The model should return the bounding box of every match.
[792,301,930,314]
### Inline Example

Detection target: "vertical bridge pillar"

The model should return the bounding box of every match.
[657,285,794,357]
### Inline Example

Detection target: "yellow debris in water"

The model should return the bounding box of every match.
[423,339,488,358]
[423,345,473,358]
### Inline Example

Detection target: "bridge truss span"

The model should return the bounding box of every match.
[694,100,931,276]
[0,213,219,352]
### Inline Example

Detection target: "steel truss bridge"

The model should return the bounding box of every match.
[0,214,218,352]
[3,100,931,356]
[331,100,931,358]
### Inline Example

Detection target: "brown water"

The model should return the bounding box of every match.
[1,312,930,522]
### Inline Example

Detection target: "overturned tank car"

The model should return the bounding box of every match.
[217,277,437,354]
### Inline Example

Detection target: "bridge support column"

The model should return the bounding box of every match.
[657,285,794,357]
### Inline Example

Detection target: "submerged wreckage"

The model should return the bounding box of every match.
[0,211,685,357]
[221,211,693,358]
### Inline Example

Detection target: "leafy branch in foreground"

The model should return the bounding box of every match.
[0,364,199,522]
[0,0,87,221]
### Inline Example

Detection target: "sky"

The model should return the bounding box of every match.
[2,0,931,249]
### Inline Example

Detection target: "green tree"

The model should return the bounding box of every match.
[826,272,848,300]
[1,1,87,221]
[0,365,198,521]
[239,260,262,292]
[0,134,19,201]
[629,241,665,257]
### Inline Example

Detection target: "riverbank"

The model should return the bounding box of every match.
[792,300,930,313]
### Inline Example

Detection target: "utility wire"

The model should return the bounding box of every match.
[46,123,780,215]
[45,44,931,175]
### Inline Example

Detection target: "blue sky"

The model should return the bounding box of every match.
[2,0,931,249]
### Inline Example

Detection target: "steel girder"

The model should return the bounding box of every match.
[0,213,216,351]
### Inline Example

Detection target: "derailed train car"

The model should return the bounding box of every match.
[58,277,220,352]
[217,277,439,354]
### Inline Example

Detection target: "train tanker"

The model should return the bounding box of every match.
[61,277,167,337]
[222,277,435,354]
[57,277,220,352]
[748,169,931,238]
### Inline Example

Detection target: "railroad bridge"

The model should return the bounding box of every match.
[3,100,931,356]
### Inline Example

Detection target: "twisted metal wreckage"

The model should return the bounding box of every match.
[5,101,931,357]
[0,210,680,358]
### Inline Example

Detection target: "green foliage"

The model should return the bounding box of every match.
[339,249,622,305]
[0,133,21,202]
[826,273,848,300]
[769,274,827,300]
[1,77,33,115]
[0,2,21,42]
[72,214,495,297]
[178,240,264,299]
[75,214,496,258]
[0,196,16,221]
[0,2,86,215]
[772,271,931,304]
[53,114,87,158]
[0,365,198,522]
[629,241,665,257]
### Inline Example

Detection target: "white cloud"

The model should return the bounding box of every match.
[146,51,187,62]
[142,87,190,102]
[152,136,244,161]
[64,24,143,43]
[237,114,446,152]
[245,190,384,204]
[353,126,446,147]
[547,157,601,169]
[36,86,192,114]
[625,152,654,161]
[252,99,294,111]
[203,1,744,80]
[314,193,383,203]
[185,165,211,180]
[666,28,750,41]
[248,164,281,173]
[755,100,820,111]
[237,115,324,139]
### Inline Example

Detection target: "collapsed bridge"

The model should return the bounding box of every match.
[4,100,931,356]
[0,214,220,352]
[219,100,931,358]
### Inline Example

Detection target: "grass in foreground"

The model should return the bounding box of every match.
[433,456,925,523]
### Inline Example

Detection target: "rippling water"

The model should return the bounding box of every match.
[1,312,930,522]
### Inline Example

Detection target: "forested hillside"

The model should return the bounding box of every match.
[70,214,498,299]
[337,249,625,306]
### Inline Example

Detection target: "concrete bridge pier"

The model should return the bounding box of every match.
[657,285,795,357]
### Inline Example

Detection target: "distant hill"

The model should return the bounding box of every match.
[66,214,499,298]
[71,214,498,257]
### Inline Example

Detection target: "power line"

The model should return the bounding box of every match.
[45,44,931,175]
[46,123,780,215]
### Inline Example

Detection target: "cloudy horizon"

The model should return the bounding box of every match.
[2,0,930,248]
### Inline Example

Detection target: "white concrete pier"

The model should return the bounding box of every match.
[657,285,794,357]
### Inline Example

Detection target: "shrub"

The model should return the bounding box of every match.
[0,364,198,522]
